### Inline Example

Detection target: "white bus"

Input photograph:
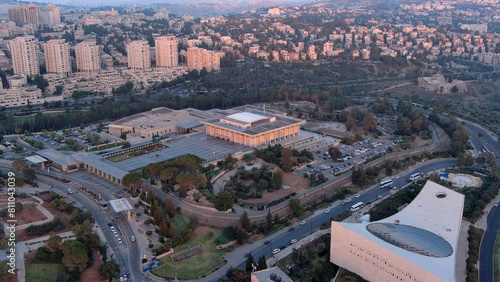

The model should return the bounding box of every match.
[379,179,393,188]
[409,173,421,181]
[351,202,364,212]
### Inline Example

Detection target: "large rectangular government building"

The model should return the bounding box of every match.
[201,112,305,147]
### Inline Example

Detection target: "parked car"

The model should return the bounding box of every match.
[264,240,271,245]
[300,221,306,226]
[290,239,297,244]
[110,226,116,232]
[288,227,295,232]
[324,209,330,213]
[113,231,118,237]
[279,245,287,250]
[272,248,281,254]
[117,238,123,244]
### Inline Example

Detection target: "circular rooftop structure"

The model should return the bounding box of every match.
[366,223,453,258]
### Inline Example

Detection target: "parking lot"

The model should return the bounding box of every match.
[295,138,399,179]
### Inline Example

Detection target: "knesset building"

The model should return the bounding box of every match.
[201,112,305,147]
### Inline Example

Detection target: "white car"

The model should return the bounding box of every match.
[281,184,290,189]
[290,239,297,244]
[495,202,499,207]
[113,231,118,237]
[110,226,116,232]
[354,193,361,198]
[300,220,306,226]
[67,189,73,194]
[117,238,123,244]
[324,209,330,213]
[395,175,400,179]
[345,198,352,202]
[272,248,281,254]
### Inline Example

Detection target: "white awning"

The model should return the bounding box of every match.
[109,198,133,213]
[25,155,48,164]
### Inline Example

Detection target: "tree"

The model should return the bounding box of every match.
[362,113,377,132]
[280,148,293,171]
[273,213,280,225]
[486,152,497,167]
[352,164,367,185]
[32,75,49,92]
[11,159,28,172]
[121,141,131,149]
[328,146,342,161]
[224,267,249,282]
[385,161,393,176]
[476,154,486,165]
[245,252,255,272]
[71,219,93,236]
[23,167,36,182]
[53,85,63,95]
[491,166,500,180]
[121,173,143,192]
[159,219,168,237]
[289,198,304,217]
[271,169,284,190]
[345,115,356,131]
[257,255,267,270]
[60,240,89,272]
[143,163,162,179]
[165,198,176,218]
[98,261,120,281]
[266,210,273,232]
[239,211,251,232]
[169,222,177,239]
[457,152,474,166]
[236,220,245,245]
[161,167,179,183]
[213,191,234,211]
[45,235,62,253]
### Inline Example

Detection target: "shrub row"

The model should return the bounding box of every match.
[26,217,65,236]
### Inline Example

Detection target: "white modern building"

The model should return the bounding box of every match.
[330,181,464,282]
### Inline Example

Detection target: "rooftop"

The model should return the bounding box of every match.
[109,198,133,213]
[203,114,305,136]
[37,149,79,166]
[226,112,267,124]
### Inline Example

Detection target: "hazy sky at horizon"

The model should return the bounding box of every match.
[46,0,300,8]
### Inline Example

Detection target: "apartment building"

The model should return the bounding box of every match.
[155,36,178,68]
[9,36,40,77]
[44,39,71,74]
[75,41,100,73]
[127,40,151,70]
[187,47,220,72]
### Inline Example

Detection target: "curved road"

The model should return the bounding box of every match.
[479,204,500,282]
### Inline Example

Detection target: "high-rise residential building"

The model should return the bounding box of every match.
[187,47,220,72]
[8,7,24,26]
[9,36,40,77]
[9,3,60,27]
[127,40,151,70]
[48,3,61,25]
[155,36,178,68]
[44,39,71,74]
[75,41,100,73]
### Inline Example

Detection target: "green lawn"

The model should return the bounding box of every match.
[172,214,191,236]
[25,263,66,282]
[151,230,225,280]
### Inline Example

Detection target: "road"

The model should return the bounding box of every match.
[479,204,500,282]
